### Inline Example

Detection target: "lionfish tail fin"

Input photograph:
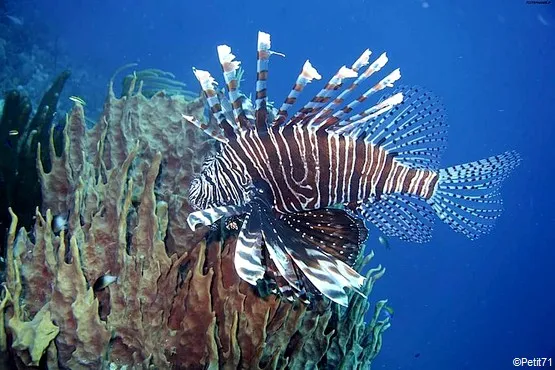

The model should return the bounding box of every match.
[429,151,521,239]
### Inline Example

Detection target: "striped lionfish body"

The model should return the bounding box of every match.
[186,32,520,306]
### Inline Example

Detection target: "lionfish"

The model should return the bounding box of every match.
[185,31,520,306]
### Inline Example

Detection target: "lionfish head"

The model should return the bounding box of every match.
[189,153,250,211]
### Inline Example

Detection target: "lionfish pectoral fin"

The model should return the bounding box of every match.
[265,256,300,303]
[429,151,521,240]
[272,216,366,306]
[187,205,248,231]
[256,202,326,303]
[286,248,363,307]
[234,207,266,285]
[279,208,368,267]
[260,223,303,293]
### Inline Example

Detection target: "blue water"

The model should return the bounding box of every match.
[5,0,555,369]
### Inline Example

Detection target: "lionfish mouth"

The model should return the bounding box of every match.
[187,186,367,307]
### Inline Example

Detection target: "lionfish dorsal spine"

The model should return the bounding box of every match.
[217,44,254,132]
[255,31,272,132]
[332,92,404,138]
[181,114,229,144]
[273,60,322,127]
[334,69,402,130]
[318,53,397,129]
[192,67,237,138]
[282,64,356,128]
[300,65,359,131]
[302,49,372,129]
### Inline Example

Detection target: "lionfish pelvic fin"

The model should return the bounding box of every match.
[187,204,248,231]
[234,209,266,285]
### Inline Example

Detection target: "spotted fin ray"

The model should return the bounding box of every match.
[356,151,521,242]
[429,151,521,240]
[258,204,366,306]
[279,208,367,267]
[358,193,435,243]
[188,185,367,306]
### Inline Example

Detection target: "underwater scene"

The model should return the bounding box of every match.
[0,0,554,369]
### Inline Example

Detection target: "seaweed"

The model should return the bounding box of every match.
[0,70,70,257]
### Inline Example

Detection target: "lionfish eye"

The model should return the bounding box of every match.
[202,154,217,169]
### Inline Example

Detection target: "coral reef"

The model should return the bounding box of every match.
[0,77,390,369]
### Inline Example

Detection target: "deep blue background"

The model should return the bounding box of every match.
[7,0,555,369]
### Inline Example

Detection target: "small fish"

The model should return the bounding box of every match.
[93,274,118,291]
[69,96,86,106]
[8,130,18,136]
[185,31,520,307]
[378,235,390,250]
[5,15,24,26]
[52,214,68,234]
[538,14,549,27]
[380,304,394,320]
[384,305,394,317]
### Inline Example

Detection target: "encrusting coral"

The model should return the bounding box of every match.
[0,73,391,369]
